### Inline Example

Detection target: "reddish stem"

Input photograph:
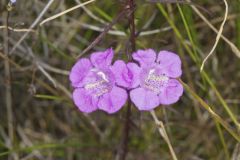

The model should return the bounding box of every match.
[117,0,136,160]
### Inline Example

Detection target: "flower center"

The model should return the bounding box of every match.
[143,69,169,94]
[84,70,112,97]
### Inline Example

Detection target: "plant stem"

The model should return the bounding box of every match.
[129,0,136,53]
[4,6,18,160]
[150,110,178,160]
[116,0,136,160]
[116,100,132,160]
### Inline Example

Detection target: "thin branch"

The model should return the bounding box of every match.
[129,0,136,53]
[39,0,96,26]
[200,0,229,71]
[3,6,18,160]
[9,0,55,54]
[66,19,171,36]
[75,0,107,24]
[39,62,70,76]
[0,26,35,32]
[190,1,240,59]
[116,100,132,160]
[116,1,136,160]
[150,110,178,160]
[76,8,129,59]
[4,8,13,151]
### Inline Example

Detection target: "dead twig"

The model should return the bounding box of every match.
[9,0,55,55]
[0,26,35,32]
[3,6,18,160]
[39,0,96,26]
[150,110,178,160]
[200,0,229,71]
[76,8,130,59]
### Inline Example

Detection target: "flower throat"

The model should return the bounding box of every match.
[144,69,169,94]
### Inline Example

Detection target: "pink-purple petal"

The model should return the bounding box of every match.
[72,88,98,113]
[111,60,129,88]
[159,79,183,105]
[127,62,141,88]
[98,86,128,114]
[132,49,156,66]
[69,58,93,88]
[111,60,141,89]
[90,48,113,68]
[157,50,182,78]
[130,87,160,111]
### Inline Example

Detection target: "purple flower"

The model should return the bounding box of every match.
[113,49,183,111]
[69,48,128,114]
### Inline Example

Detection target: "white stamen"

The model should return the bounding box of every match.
[144,69,169,94]
[85,80,105,90]
[147,69,155,79]
[97,71,109,82]
[84,69,111,97]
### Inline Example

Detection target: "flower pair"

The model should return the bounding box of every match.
[69,48,183,114]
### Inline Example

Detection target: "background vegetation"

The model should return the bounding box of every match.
[0,0,240,159]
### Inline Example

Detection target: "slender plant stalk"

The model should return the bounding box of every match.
[3,5,18,160]
[129,0,136,52]
[215,120,231,160]
[39,0,96,26]
[116,100,132,160]
[76,9,128,59]
[4,10,13,160]
[10,0,55,55]
[150,111,178,160]
[116,1,136,160]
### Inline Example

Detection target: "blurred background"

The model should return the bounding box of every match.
[0,0,240,159]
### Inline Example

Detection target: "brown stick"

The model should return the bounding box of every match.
[116,99,132,160]
[3,6,18,160]
[75,8,128,59]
